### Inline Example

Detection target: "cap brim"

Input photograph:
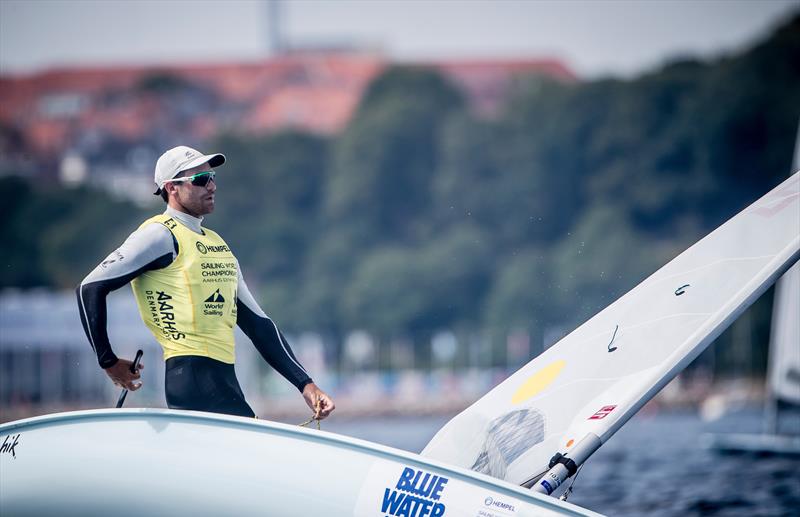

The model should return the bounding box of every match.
[181,152,226,172]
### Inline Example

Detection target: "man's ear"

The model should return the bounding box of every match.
[165,183,178,198]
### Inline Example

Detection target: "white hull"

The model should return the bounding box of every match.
[0,409,600,517]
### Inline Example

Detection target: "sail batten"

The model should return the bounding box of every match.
[422,173,800,487]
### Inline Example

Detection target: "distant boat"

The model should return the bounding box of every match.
[704,126,800,457]
[2,172,798,515]
[702,261,800,456]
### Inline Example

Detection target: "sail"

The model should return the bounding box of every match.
[766,127,800,406]
[422,172,800,486]
[766,261,800,405]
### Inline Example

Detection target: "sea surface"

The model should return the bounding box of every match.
[322,408,800,517]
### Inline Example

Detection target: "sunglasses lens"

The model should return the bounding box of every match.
[190,171,215,187]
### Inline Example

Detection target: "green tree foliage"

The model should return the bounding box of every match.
[205,130,329,326]
[414,225,492,329]
[0,177,148,289]
[485,248,554,333]
[325,66,466,245]
[1,177,43,287]
[342,246,428,336]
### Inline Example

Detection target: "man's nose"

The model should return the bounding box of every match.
[207,178,216,192]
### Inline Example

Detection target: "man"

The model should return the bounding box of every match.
[77,145,334,420]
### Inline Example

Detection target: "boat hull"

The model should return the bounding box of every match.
[0,409,600,516]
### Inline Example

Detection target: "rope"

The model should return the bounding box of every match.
[298,397,322,430]
[559,465,583,501]
[298,416,321,430]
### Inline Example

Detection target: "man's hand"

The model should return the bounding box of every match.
[104,358,144,391]
[302,382,335,420]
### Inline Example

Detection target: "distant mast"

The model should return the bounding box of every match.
[266,0,285,56]
[795,118,800,168]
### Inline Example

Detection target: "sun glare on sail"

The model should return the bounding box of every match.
[511,360,566,404]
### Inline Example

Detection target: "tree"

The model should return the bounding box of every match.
[324,67,466,245]
[210,131,328,286]
[484,248,554,333]
[0,177,149,289]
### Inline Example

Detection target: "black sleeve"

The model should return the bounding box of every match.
[236,299,312,392]
[76,253,173,368]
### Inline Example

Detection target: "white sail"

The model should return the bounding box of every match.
[767,261,800,405]
[423,172,800,487]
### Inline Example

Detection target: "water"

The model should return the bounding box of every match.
[323,409,800,516]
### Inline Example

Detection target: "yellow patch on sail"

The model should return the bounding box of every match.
[511,360,566,404]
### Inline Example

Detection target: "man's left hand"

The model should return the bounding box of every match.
[302,382,335,420]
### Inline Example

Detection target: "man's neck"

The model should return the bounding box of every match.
[165,205,203,234]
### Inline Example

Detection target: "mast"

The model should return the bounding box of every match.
[265,0,285,56]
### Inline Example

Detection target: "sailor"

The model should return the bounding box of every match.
[77,145,335,420]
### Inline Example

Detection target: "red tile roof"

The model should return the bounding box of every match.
[0,53,575,155]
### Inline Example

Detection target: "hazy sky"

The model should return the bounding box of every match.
[1,0,798,78]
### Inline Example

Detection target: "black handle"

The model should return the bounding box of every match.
[115,350,144,409]
[130,349,144,373]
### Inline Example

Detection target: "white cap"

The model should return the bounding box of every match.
[153,145,226,194]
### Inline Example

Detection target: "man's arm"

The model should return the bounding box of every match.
[76,223,176,387]
[235,263,335,419]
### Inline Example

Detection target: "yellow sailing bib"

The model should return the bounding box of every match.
[131,214,238,363]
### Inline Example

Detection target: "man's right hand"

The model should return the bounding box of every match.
[104,359,144,391]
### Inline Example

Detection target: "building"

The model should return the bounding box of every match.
[0,52,575,204]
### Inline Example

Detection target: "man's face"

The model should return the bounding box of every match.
[167,162,216,217]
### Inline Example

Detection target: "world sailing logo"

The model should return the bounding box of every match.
[203,289,226,316]
[204,289,225,303]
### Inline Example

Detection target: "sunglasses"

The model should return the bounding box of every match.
[165,170,216,188]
